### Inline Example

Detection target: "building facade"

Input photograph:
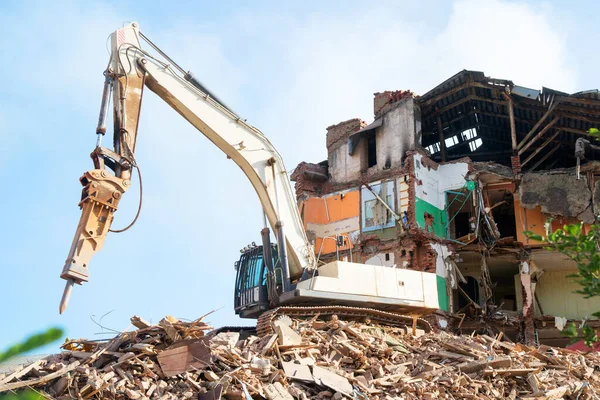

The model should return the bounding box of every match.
[291,70,600,346]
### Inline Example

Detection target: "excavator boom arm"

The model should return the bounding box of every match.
[59,23,314,313]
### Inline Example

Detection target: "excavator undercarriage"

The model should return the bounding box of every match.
[256,306,432,337]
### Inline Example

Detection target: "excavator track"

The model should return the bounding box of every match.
[256,305,432,337]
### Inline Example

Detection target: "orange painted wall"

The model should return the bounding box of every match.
[514,199,591,244]
[300,190,360,255]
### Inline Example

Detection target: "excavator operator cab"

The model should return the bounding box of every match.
[234,244,279,319]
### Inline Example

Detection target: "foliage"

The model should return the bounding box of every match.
[0,327,64,400]
[525,223,600,347]
[0,392,46,400]
[0,328,63,363]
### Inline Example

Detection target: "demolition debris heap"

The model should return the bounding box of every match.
[1,315,599,399]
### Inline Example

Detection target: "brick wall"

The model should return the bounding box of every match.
[374,90,414,118]
[290,162,328,200]
[511,155,521,174]
[326,118,365,150]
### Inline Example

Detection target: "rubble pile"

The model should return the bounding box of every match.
[1,314,599,399]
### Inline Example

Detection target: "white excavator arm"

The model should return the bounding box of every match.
[59,22,315,312]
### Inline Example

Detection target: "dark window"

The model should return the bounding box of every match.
[458,276,479,310]
[454,212,471,238]
[367,135,377,167]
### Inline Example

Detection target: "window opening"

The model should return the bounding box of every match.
[361,181,396,232]
[367,135,377,167]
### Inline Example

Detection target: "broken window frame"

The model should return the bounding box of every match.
[361,180,396,232]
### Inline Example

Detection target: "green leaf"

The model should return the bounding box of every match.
[0,327,64,362]
[0,390,45,400]
[588,127,600,136]
[523,231,544,241]
[561,322,578,338]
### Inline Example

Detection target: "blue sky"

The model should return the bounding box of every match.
[0,0,598,353]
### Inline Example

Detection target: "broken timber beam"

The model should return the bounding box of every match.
[521,130,561,167]
[436,113,447,162]
[528,144,560,172]
[518,116,560,155]
[555,95,600,107]
[502,93,517,152]
[517,101,561,150]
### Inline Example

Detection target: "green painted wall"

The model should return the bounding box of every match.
[415,198,447,238]
[437,275,449,311]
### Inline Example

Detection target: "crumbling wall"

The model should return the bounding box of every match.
[374,90,414,119]
[376,96,418,172]
[290,162,328,200]
[519,172,595,224]
[298,189,360,256]
[326,119,365,184]
[429,242,453,312]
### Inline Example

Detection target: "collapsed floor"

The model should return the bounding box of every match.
[1,314,599,399]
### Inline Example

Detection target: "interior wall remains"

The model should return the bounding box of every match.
[515,258,600,320]
[412,153,470,237]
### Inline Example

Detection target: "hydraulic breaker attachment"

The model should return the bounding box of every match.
[59,169,130,313]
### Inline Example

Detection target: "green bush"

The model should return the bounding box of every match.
[0,327,64,400]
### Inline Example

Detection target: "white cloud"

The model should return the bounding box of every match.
[256,0,576,169]
[434,0,575,92]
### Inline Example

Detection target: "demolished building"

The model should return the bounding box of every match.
[291,70,600,347]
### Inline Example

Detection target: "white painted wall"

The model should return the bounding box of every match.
[413,153,469,208]
[365,252,396,268]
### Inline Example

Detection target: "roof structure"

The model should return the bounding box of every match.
[417,70,600,170]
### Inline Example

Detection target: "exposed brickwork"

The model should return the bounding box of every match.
[374,90,414,118]
[511,155,521,175]
[404,153,419,231]
[418,242,438,273]
[290,162,328,200]
[326,118,365,150]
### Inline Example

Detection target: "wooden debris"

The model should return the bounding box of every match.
[157,338,213,377]
[282,361,313,383]
[274,321,302,346]
[0,313,599,399]
[130,315,152,329]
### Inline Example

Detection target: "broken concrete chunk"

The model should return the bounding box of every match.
[282,361,314,383]
[274,322,302,346]
[264,382,294,400]
[210,332,240,349]
[312,366,352,395]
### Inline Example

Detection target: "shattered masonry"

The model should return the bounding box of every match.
[291,69,600,347]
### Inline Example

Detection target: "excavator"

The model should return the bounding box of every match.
[58,23,440,335]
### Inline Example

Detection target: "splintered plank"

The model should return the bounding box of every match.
[0,361,81,393]
[156,338,213,377]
